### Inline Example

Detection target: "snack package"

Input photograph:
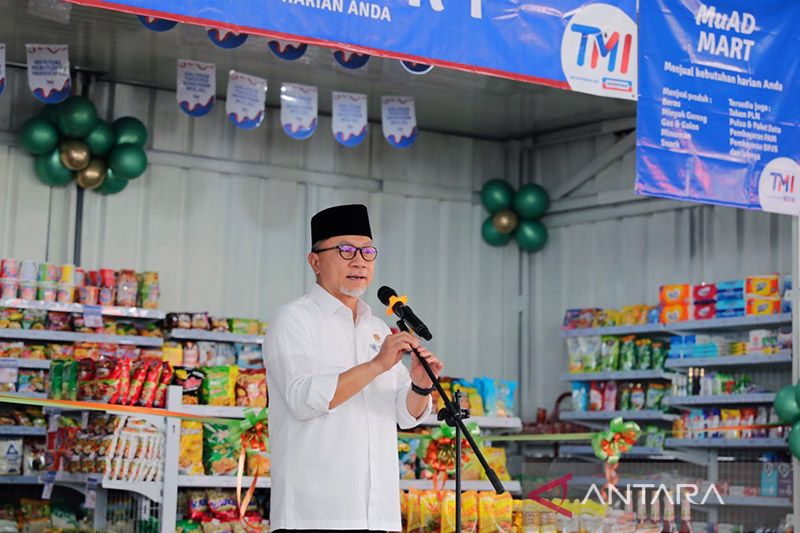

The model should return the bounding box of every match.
[645,384,666,410]
[635,339,652,370]
[207,489,238,521]
[230,319,260,335]
[94,358,121,403]
[214,344,236,366]
[406,489,423,533]
[478,491,495,533]
[49,360,64,399]
[153,362,174,408]
[183,342,200,368]
[202,366,239,407]
[18,369,46,395]
[179,421,205,475]
[442,491,457,533]
[235,369,267,408]
[235,343,263,369]
[62,360,78,401]
[198,342,217,366]
[210,317,230,332]
[400,490,408,533]
[77,359,96,400]
[480,447,510,481]
[22,441,47,476]
[0,438,22,474]
[126,360,151,405]
[177,520,203,533]
[174,367,206,405]
[651,341,667,369]
[566,338,582,373]
[203,423,240,475]
[463,490,479,533]
[579,336,601,373]
[600,337,620,371]
[187,490,210,521]
[494,492,513,533]
[162,342,184,367]
[419,490,441,533]
[620,336,636,371]
[245,448,270,477]
[137,361,165,407]
[192,313,211,330]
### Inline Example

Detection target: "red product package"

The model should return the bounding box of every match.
[137,361,164,407]
[116,357,131,405]
[77,359,96,401]
[126,360,150,406]
[692,283,718,303]
[153,362,174,408]
[94,358,122,403]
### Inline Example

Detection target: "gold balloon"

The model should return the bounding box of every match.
[59,140,91,171]
[492,208,519,234]
[76,160,107,190]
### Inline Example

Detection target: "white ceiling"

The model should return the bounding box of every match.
[3,1,636,140]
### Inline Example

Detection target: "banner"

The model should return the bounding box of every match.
[176,59,215,117]
[66,0,637,99]
[226,70,267,130]
[0,44,5,96]
[332,91,368,147]
[381,96,416,148]
[280,83,318,140]
[26,44,70,104]
[636,0,800,215]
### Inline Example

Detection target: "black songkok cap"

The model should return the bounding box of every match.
[311,204,372,244]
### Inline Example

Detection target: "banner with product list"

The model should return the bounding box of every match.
[332,91,368,147]
[381,96,416,149]
[26,44,71,104]
[280,83,318,140]
[176,59,216,117]
[226,70,267,130]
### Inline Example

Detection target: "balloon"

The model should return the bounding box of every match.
[76,160,107,190]
[84,121,115,156]
[112,116,148,147]
[514,183,550,219]
[491,209,518,234]
[97,169,128,195]
[516,220,548,252]
[480,179,514,213]
[59,140,91,170]
[774,385,800,424]
[481,216,512,246]
[20,117,59,155]
[789,421,800,460]
[57,96,98,138]
[108,143,148,179]
[39,103,63,125]
[34,149,74,187]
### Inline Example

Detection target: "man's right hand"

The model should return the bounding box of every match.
[372,332,420,373]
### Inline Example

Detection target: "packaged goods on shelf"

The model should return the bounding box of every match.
[672,406,783,440]
[431,377,517,418]
[178,489,269,531]
[0,498,89,533]
[164,313,268,335]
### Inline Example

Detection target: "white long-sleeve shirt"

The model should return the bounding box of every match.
[264,284,431,531]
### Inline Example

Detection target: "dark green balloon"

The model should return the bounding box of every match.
[20,117,59,155]
[789,421,800,460]
[39,103,64,125]
[514,183,550,219]
[84,121,115,156]
[516,220,548,252]
[112,116,148,147]
[108,143,148,179]
[34,148,74,187]
[481,216,512,247]
[97,168,128,195]
[480,179,514,214]
[775,385,800,424]
[57,96,98,138]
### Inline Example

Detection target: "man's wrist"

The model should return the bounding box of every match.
[411,382,435,396]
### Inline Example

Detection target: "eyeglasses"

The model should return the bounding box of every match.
[313,244,378,262]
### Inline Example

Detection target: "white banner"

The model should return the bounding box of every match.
[381,96,417,148]
[280,83,318,140]
[226,70,266,130]
[0,44,5,96]
[26,44,70,104]
[332,92,367,148]
[177,59,215,117]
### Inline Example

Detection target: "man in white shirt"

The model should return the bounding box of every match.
[265,204,444,532]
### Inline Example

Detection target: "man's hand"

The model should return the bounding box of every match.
[373,332,420,373]
[409,347,443,389]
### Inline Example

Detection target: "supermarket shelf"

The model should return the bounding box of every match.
[560,410,679,422]
[174,404,253,419]
[570,475,664,487]
[0,475,42,484]
[167,329,263,344]
[177,475,271,489]
[562,314,792,338]
[420,415,522,432]
[0,329,164,346]
[665,351,792,369]
[559,445,668,457]
[1,391,47,399]
[664,393,776,407]
[665,438,787,449]
[0,299,165,320]
[399,479,521,494]
[560,370,675,382]
[700,495,792,508]
[48,472,162,502]
[0,425,46,436]
[0,358,51,369]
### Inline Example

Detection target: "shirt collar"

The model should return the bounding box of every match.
[310,283,372,320]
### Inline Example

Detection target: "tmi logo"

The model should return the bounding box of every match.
[569,24,633,74]
[772,172,796,193]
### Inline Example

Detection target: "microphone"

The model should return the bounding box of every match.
[377,286,433,341]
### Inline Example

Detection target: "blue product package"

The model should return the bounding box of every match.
[717,280,745,300]
[235,342,263,369]
[761,453,779,497]
[571,382,589,412]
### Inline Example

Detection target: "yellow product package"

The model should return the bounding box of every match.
[539,509,556,533]
[480,447,510,481]
[245,448,270,476]
[442,491,457,533]
[406,489,423,533]
[399,491,408,533]
[512,499,522,533]
[478,491,495,533]
[419,490,442,532]
[461,447,483,481]
[521,500,540,533]
[462,490,478,533]
[179,421,204,476]
[494,492,513,533]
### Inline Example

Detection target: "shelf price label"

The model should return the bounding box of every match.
[0,359,18,369]
[83,305,103,328]
[85,475,100,509]
[41,471,56,500]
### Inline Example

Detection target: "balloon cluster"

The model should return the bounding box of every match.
[774,385,800,459]
[480,179,550,252]
[19,96,149,194]
[591,417,641,464]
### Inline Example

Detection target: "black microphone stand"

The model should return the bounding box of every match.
[396,320,505,533]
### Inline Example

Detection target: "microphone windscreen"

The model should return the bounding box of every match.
[377,286,397,306]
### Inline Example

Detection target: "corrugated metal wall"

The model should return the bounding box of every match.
[0,68,521,383]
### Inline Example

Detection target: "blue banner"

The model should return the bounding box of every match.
[69,0,637,100]
[636,0,800,215]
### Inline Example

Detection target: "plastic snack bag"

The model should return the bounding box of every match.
[202,366,238,407]
[600,337,620,371]
[235,369,267,408]
[419,490,441,533]
[406,488,423,533]
[203,423,239,475]
[179,421,204,476]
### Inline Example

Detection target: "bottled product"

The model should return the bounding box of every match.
[603,381,618,411]
[661,493,677,533]
[589,381,604,411]
[678,500,693,533]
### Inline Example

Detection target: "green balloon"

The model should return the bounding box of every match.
[112,116,148,147]
[97,169,129,195]
[481,179,514,214]
[84,121,115,156]
[34,149,74,187]
[481,216,512,247]
[108,143,148,179]
[57,96,98,138]
[775,385,800,424]
[516,220,548,252]
[20,117,59,155]
[789,422,800,460]
[39,103,64,125]
[514,183,550,219]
